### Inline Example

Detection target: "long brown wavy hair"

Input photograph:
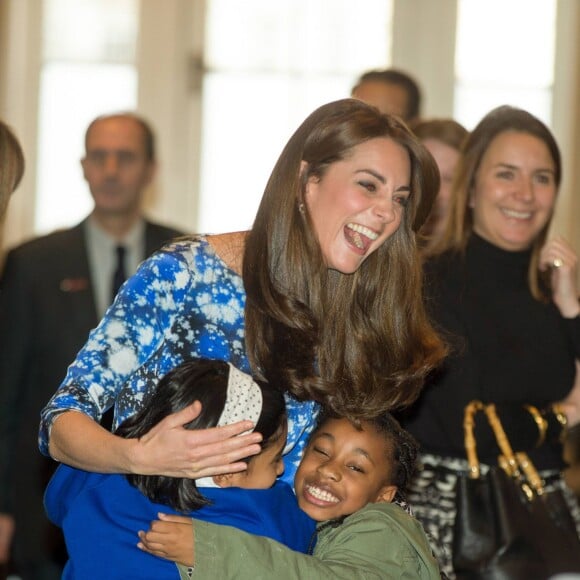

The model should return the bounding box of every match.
[426,105,562,301]
[243,98,446,417]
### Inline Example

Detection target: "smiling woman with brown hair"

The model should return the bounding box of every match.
[399,105,580,578]
[39,99,445,513]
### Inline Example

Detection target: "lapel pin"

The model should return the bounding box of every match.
[60,278,89,292]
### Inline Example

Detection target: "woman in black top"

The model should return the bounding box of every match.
[399,105,580,578]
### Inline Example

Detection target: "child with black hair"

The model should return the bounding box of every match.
[44,359,315,579]
[139,412,440,579]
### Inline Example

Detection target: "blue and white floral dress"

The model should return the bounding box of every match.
[39,237,319,486]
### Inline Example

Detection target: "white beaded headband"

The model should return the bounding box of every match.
[195,364,263,488]
[216,363,263,431]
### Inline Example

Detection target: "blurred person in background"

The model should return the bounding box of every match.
[351,68,422,125]
[0,119,25,579]
[0,120,24,221]
[0,112,183,579]
[412,118,469,250]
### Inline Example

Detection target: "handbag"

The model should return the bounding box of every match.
[452,400,580,579]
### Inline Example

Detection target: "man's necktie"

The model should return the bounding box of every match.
[111,245,127,301]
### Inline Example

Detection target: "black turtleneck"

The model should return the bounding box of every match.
[400,233,580,469]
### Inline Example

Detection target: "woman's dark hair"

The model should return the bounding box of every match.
[244,98,447,418]
[428,105,561,301]
[351,69,422,122]
[115,358,286,512]
[315,409,418,502]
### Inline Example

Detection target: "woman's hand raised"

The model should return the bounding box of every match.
[129,401,263,478]
[539,236,579,318]
[49,407,262,478]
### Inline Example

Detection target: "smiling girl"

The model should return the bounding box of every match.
[139,412,440,579]
[45,360,315,579]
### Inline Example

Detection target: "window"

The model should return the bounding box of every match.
[35,0,139,234]
[198,0,393,233]
[454,0,557,129]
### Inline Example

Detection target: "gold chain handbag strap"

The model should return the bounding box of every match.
[463,400,546,499]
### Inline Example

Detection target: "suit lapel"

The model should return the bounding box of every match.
[144,221,181,256]
[60,222,99,332]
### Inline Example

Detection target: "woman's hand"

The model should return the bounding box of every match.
[137,513,195,566]
[49,406,262,477]
[129,401,263,478]
[539,236,580,318]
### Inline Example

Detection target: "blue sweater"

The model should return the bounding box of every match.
[45,464,315,579]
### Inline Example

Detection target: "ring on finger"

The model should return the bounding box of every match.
[553,258,564,268]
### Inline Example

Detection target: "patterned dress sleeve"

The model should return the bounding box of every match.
[38,242,197,454]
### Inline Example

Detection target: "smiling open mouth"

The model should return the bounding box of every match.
[305,484,340,504]
[501,208,532,220]
[345,223,378,251]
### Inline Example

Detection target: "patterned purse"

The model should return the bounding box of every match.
[452,400,580,579]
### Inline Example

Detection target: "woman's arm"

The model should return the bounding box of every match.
[539,237,580,427]
[40,248,192,455]
[494,361,580,455]
[539,236,580,319]
[561,360,580,428]
[49,407,261,477]
[42,243,261,476]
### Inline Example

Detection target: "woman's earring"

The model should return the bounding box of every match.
[298,202,305,214]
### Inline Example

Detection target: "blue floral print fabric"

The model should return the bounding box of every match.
[39,237,319,486]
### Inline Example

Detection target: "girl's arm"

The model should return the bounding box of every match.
[138,508,440,580]
[137,514,195,566]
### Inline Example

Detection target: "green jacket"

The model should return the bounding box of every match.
[177,502,440,579]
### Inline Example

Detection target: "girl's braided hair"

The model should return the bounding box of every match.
[315,409,419,501]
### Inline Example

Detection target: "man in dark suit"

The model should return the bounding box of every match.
[0,112,183,579]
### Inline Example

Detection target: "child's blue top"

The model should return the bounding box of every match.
[45,464,316,579]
